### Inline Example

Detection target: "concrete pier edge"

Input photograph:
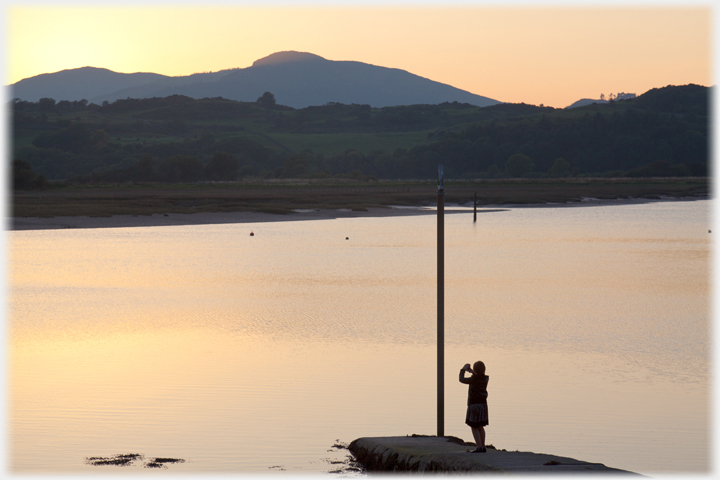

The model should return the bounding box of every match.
[348,435,641,474]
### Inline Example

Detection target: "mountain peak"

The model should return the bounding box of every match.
[11,51,500,108]
[252,51,326,67]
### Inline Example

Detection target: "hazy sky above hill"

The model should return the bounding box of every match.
[6,2,712,108]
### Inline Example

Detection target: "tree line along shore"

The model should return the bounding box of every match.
[12,177,709,219]
[11,84,708,189]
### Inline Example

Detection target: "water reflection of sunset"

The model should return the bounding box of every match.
[9,201,710,473]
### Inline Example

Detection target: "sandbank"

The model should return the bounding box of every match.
[8,195,707,231]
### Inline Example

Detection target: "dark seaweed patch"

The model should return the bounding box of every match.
[324,440,364,475]
[151,457,185,464]
[85,453,143,466]
[86,453,186,469]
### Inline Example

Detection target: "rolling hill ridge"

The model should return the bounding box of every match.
[9,51,500,109]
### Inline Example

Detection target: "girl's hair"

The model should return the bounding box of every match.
[473,361,486,376]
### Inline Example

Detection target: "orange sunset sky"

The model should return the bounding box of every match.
[3,2,714,109]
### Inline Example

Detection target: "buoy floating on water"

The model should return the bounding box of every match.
[250,231,254,236]
[346,237,349,240]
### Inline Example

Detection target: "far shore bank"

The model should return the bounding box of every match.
[11,178,708,226]
[8,194,708,231]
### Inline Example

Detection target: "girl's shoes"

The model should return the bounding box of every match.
[470,447,486,453]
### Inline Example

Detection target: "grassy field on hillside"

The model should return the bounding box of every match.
[270,131,434,155]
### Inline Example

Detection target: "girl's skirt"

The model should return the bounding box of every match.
[465,403,489,427]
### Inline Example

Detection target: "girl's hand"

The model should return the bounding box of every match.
[463,363,471,371]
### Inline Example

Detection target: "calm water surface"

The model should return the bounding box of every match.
[8,199,711,475]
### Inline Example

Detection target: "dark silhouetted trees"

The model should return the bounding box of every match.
[9,84,709,182]
[204,152,239,180]
[505,153,535,177]
[257,92,276,105]
[13,159,47,189]
[158,155,204,182]
[549,157,571,177]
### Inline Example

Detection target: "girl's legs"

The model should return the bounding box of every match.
[470,427,483,448]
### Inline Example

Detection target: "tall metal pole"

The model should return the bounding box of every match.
[437,165,445,437]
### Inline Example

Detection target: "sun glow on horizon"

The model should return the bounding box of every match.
[7,5,711,108]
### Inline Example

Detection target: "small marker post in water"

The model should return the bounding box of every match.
[474,192,477,223]
[437,164,445,437]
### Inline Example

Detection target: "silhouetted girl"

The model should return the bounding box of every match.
[459,361,489,453]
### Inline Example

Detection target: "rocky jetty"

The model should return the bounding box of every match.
[348,435,640,474]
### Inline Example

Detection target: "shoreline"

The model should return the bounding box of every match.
[7,194,708,231]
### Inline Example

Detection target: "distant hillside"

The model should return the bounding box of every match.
[566,93,636,109]
[565,98,608,109]
[418,84,708,179]
[631,84,706,112]
[9,51,500,109]
[9,67,236,104]
[10,84,708,183]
